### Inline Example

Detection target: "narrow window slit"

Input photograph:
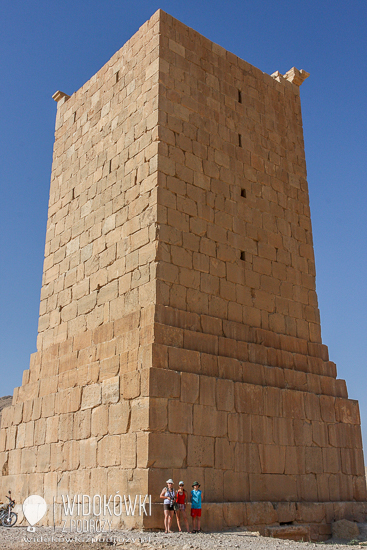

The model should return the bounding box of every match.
[71,188,75,200]
[73,112,76,123]
[109,160,112,174]
[238,89,242,103]
[116,71,119,83]
[238,133,242,147]
[240,251,246,261]
[241,188,247,198]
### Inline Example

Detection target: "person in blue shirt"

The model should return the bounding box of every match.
[190,481,202,533]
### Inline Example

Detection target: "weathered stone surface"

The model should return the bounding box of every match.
[265,525,311,542]
[332,519,360,540]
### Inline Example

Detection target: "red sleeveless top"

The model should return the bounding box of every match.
[176,491,186,504]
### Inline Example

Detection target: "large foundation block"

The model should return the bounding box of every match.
[0,10,365,540]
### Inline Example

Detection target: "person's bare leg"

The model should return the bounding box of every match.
[168,511,174,532]
[164,510,169,532]
[182,510,190,532]
[176,510,182,531]
[197,515,201,531]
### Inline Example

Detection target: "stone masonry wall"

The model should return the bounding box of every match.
[143,11,366,529]
[0,11,163,528]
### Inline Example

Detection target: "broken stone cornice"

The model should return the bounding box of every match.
[271,67,310,86]
[52,90,70,106]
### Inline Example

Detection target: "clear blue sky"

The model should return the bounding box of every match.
[1,1,366,450]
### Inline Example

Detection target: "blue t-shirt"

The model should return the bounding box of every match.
[191,489,202,509]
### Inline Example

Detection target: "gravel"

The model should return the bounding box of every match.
[1,525,367,550]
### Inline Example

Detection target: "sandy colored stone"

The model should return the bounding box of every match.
[332,518,360,540]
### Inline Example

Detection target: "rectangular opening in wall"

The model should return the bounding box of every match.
[238,89,242,103]
[73,112,76,123]
[238,134,242,147]
[240,251,246,261]
[116,71,119,83]
[241,188,246,198]
[109,160,112,174]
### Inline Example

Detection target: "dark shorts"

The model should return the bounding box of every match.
[164,504,174,511]
[191,508,201,517]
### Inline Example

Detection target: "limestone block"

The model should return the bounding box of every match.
[42,416,57,446]
[73,409,91,440]
[180,371,199,403]
[265,525,311,542]
[109,401,130,434]
[193,404,227,437]
[320,395,336,422]
[332,519,360,541]
[250,474,298,502]
[215,438,235,470]
[7,449,21,476]
[102,376,120,404]
[149,367,180,398]
[223,501,246,527]
[34,418,47,446]
[228,413,251,443]
[98,435,121,466]
[293,418,312,446]
[81,383,101,409]
[24,421,35,447]
[272,417,294,445]
[121,433,137,469]
[252,415,274,444]
[335,398,360,424]
[305,447,324,474]
[100,356,119,381]
[198,463,222,501]
[246,501,277,525]
[282,389,305,419]
[216,378,234,412]
[273,502,297,524]
[90,467,108,497]
[168,400,192,434]
[284,446,305,475]
[91,405,108,437]
[168,346,200,374]
[259,444,286,474]
[199,375,216,406]
[21,447,37,474]
[55,387,81,414]
[147,432,186,468]
[312,420,328,447]
[121,371,140,399]
[235,443,261,474]
[41,394,55,418]
[235,383,264,415]
[37,444,51,473]
[128,397,149,432]
[186,435,214,468]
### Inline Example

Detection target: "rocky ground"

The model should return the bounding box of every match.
[1,525,367,550]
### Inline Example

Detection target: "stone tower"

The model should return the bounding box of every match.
[1,10,366,539]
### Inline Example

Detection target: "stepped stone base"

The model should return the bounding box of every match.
[149,500,366,541]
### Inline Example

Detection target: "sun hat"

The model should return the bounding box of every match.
[166,479,174,484]
[179,481,184,485]
[192,481,200,487]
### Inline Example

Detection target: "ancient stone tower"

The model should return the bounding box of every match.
[1,10,366,539]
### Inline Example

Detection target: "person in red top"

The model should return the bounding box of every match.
[175,481,190,533]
